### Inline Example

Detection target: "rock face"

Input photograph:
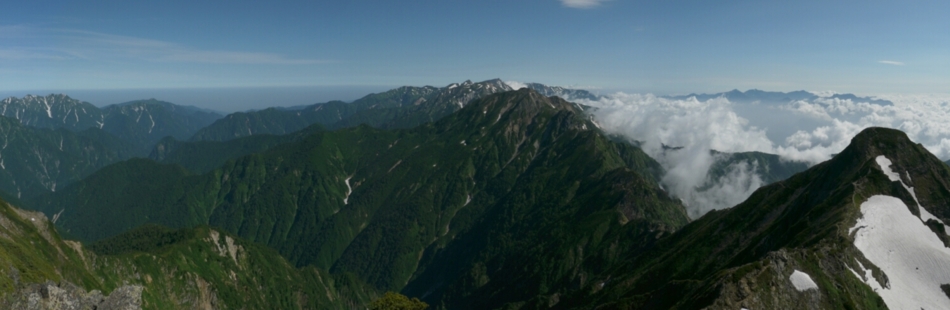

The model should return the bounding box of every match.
[1,280,142,310]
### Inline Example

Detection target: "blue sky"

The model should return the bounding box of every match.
[1,0,948,109]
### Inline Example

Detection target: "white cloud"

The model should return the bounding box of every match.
[503,80,528,90]
[561,0,610,9]
[580,91,950,218]
[878,60,905,66]
[580,94,775,217]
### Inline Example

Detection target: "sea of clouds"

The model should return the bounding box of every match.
[506,81,950,218]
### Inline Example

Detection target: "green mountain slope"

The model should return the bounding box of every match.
[190,79,512,141]
[558,127,950,309]
[149,124,326,173]
[0,116,135,200]
[33,89,689,308]
[0,196,375,309]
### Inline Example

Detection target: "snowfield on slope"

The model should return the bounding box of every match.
[850,156,950,310]
[847,156,950,309]
[850,195,950,309]
[875,156,950,233]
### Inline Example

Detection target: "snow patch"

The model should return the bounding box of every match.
[343,176,352,205]
[789,270,819,291]
[850,195,950,310]
[876,155,950,232]
[875,156,902,182]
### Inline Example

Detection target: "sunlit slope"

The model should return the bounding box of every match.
[0,196,374,309]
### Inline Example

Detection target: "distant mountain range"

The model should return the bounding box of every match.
[0,95,223,199]
[666,89,894,105]
[0,95,222,152]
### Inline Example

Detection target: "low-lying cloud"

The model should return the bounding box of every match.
[574,91,950,218]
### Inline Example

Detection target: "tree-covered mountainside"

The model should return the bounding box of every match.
[0,95,222,155]
[149,124,326,173]
[190,79,513,141]
[0,116,135,200]
[0,194,376,309]
[556,127,950,309]
[32,89,691,308]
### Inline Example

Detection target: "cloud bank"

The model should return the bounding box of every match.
[579,91,950,218]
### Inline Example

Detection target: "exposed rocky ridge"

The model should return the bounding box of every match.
[1,280,142,310]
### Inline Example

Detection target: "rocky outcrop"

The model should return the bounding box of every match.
[1,280,142,310]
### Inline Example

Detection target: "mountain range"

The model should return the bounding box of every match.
[0,95,224,200]
[0,95,222,153]
[28,89,689,308]
[0,84,947,309]
[667,89,895,105]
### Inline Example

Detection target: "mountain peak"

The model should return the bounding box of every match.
[849,127,913,154]
[442,88,588,133]
[473,88,580,114]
